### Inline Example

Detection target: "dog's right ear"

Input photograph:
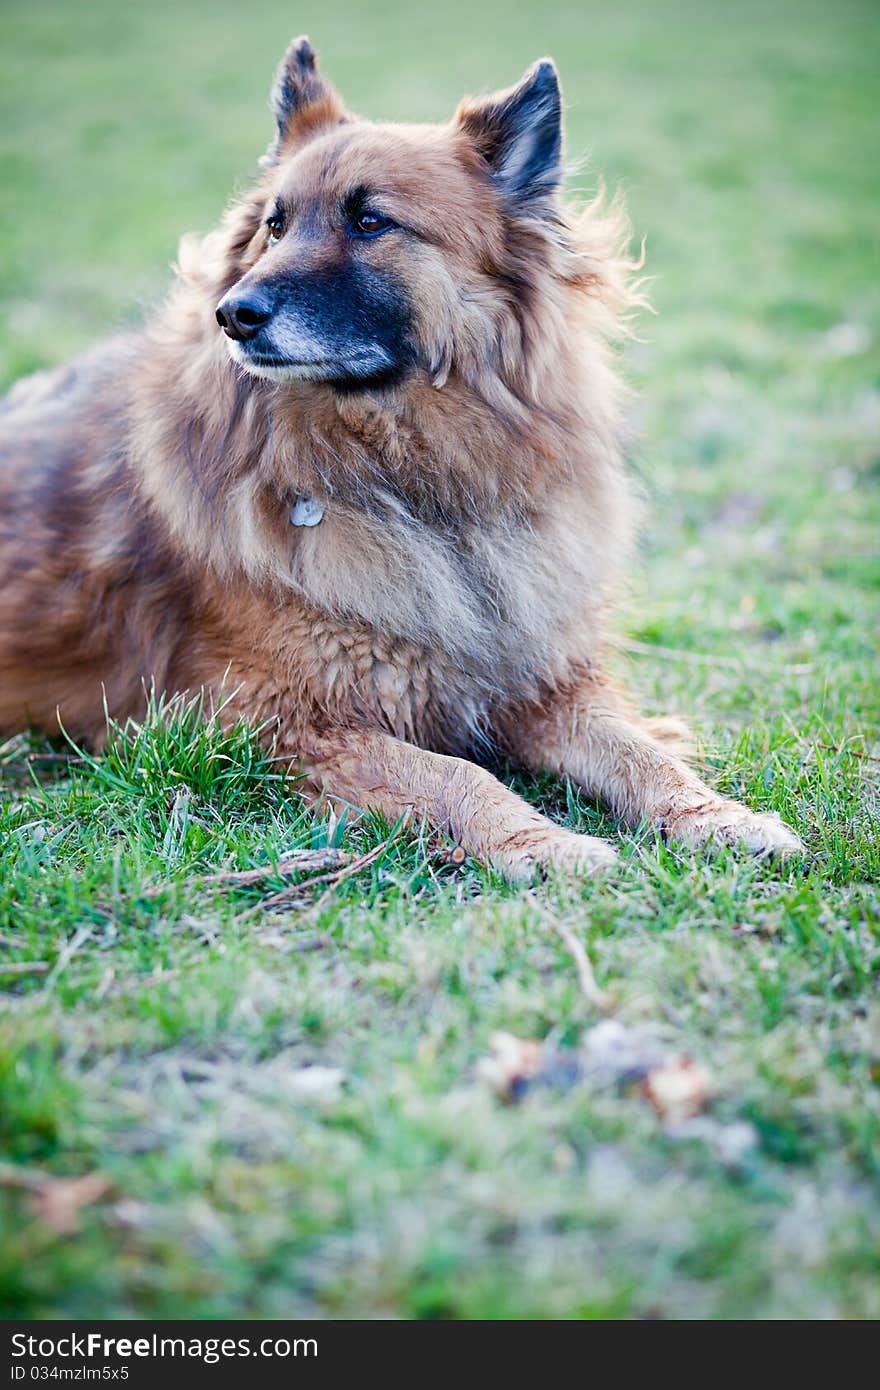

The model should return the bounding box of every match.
[262,36,347,164]
[455,59,563,216]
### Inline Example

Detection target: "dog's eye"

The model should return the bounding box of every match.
[351,210,394,238]
[266,214,284,243]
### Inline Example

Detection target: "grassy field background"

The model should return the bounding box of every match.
[1,0,878,1318]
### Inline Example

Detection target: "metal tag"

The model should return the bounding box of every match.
[290,496,324,527]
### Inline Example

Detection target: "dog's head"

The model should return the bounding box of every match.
[214,37,565,391]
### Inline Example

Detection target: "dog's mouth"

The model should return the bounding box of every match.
[225,336,398,387]
[227,340,339,382]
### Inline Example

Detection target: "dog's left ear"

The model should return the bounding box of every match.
[455,59,563,213]
[263,36,347,163]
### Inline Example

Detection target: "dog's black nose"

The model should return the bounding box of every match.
[215,293,272,342]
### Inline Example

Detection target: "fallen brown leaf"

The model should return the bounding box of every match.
[476,1030,544,1100]
[0,1162,113,1234]
[476,1022,714,1122]
[642,1057,712,1122]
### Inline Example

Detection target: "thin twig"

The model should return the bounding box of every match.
[27,752,84,764]
[620,636,814,675]
[140,846,351,900]
[45,924,92,987]
[819,742,880,763]
[262,810,413,913]
[0,751,84,771]
[0,961,49,976]
[544,912,611,1012]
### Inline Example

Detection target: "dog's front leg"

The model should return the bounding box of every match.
[503,674,803,855]
[293,727,618,883]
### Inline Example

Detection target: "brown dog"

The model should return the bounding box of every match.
[0,37,802,879]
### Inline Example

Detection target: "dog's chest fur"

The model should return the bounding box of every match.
[210,468,612,753]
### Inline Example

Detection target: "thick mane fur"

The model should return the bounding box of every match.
[129,171,643,721]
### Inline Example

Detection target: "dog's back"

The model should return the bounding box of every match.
[0,341,198,740]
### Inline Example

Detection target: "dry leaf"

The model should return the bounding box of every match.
[477,1022,714,1124]
[32,1173,114,1234]
[0,1163,113,1234]
[476,1030,544,1100]
[642,1057,712,1122]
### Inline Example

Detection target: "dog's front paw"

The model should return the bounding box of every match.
[492,827,618,884]
[664,801,804,856]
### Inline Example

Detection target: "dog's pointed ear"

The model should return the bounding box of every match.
[455,59,563,213]
[262,36,346,163]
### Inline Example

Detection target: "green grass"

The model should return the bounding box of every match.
[1,0,878,1319]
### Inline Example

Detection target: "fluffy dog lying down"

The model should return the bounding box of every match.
[0,37,802,879]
